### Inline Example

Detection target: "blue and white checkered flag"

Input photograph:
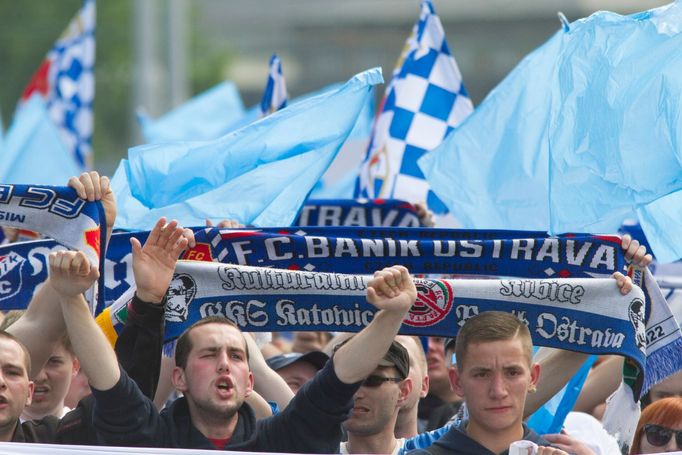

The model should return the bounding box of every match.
[20,0,95,169]
[260,54,288,117]
[356,0,472,214]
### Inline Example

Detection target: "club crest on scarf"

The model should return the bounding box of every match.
[0,252,27,302]
[166,273,197,322]
[406,279,453,327]
[629,298,646,354]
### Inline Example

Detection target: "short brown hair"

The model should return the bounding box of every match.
[0,331,32,377]
[174,317,249,369]
[455,311,532,369]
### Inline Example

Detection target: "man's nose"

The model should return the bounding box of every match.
[489,373,508,399]
[216,352,230,373]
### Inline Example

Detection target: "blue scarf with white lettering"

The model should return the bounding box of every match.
[0,184,106,311]
[103,262,647,392]
[3,225,680,396]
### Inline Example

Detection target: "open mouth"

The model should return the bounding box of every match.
[32,386,50,401]
[352,405,370,414]
[215,377,234,396]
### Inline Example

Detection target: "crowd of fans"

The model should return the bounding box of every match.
[0,172,678,455]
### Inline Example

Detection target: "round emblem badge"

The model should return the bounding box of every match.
[404,279,453,327]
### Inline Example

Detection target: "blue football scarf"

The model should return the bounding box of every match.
[295,199,422,227]
[3,225,679,397]
[103,262,647,382]
[0,183,106,311]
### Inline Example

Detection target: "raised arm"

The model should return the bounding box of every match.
[60,218,189,391]
[243,332,294,412]
[7,276,68,377]
[6,173,116,377]
[53,250,119,390]
[332,265,416,384]
[114,217,190,395]
[525,271,634,416]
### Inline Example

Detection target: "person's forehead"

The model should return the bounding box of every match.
[462,339,528,366]
[189,323,245,349]
[51,343,72,358]
[651,371,682,393]
[0,338,28,369]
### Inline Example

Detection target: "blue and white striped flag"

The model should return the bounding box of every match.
[355,0,473,214]
[260,54,288,117]
[19,0,95,169]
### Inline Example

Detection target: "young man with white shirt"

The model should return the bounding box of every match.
[341,340,413,454]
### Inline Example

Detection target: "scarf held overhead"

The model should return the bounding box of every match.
[103,262,647,379]
[0,183,106,310]
[2,224,678,396]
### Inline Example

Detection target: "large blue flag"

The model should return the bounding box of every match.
[420,2,682,263]
[0,95,79,184]
[112,68,383,230]
[356,0,473,214]
[137,71,373,145]
[137,81,245,143]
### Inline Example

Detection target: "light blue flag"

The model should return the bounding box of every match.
[140,79,374,145]
[137,81,245,143]
[0,95,79,184]
[112,68,383,230]
[309,169,358,199]
[420,2,682,262]
[230,83,375,141]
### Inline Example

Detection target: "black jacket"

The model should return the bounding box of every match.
[91,359,359,452]
[10,396,99,444]
[8,294,164,444]
[408,422,552,455]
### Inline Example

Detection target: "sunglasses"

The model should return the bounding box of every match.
[362,375,403,388]
[644,424,682,448]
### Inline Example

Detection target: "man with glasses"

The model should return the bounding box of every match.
[341,340,412,454]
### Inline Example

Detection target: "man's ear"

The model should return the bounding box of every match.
[244,371,254,399]
[530,362,540,389]
[397,377,413,406]
[72,357,81,378]
[172,366,188,392]
[449,366,464,397]
[25,380,35,406]
[420,374,430,398]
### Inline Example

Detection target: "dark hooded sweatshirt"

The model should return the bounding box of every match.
[407,422,553,455]
[91,358,359,452]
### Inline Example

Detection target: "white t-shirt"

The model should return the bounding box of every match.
[340,437,406,455]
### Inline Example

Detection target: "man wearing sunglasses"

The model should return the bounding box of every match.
[341,340,412,454]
